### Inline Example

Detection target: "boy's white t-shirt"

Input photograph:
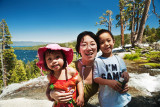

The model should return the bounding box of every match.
[93,55,131,107]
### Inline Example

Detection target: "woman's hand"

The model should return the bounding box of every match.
[50,90,73,103]
[76,95,84,106]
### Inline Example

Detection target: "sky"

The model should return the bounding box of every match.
[0,0,160,43]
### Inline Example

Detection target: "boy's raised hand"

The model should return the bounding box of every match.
[121,71,129,82]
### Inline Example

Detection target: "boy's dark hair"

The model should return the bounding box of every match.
[96,29,114,49]
[75,31,99,55]
[43,49,67,73]
[96,29,114,40]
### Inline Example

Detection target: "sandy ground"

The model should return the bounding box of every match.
[0,98,53,107]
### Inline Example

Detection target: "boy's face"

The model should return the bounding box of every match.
[45,50,64,72]
[99,32,115,56]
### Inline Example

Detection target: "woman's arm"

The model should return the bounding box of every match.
[46,83,55,101]
[46,83,73,103]
[46,73,73,103]
[46,74,55,101]
[76,74,84,106]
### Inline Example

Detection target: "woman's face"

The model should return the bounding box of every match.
[79,35,97,61]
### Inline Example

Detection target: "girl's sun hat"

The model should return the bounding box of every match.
[36,44,73,72]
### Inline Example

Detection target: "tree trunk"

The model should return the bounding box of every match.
[135,4,140,35]
[2,23,7,87]
[131,0,135,47]
[109,12,112,32]
[136,0,151,44]
[120,0,124,47]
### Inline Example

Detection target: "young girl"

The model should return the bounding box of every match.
[93,29,131,107]
[37,44,84,107]
[46,31,99,106]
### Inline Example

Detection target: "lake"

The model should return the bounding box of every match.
[14,50,38,63]
[14,50,79,63]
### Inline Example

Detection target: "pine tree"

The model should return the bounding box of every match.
[15,60,27,82]
[25,61,32,80]
[136,0,151,44]
[25,59,40,79]
[9,69,19,83]
[0,19,17,87]
[0,19,16,87]
[96,10,113,32]
[31,59,40,78]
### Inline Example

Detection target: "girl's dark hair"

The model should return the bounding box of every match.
[44,49,67,73]
[96,29,114,49]
[75,31,99,55]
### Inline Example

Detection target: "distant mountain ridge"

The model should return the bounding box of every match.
[11,41,52,46]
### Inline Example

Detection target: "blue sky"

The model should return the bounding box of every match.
[0,0,159,43]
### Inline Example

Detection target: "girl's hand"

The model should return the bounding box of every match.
[121,71,129,82]
[107,80,123,93]
[76,95,84,106]
[120,83,129,94]
[50,90,73,103]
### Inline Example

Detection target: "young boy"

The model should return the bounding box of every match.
[93,29,131,107]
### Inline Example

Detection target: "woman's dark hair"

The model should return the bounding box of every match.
[75,31,99,55]
[44,49,67,73]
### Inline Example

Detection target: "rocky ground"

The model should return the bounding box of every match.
[88,59,160,107]
[1,57,160,107]
[124,59,160,107]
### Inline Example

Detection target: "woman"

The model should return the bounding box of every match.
[46,31,99,106]
[75,31,99,106]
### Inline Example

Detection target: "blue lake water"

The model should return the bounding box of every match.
[14,50,78,63]
[14,50,38,63]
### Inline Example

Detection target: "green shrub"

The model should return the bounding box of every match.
[134,47,145,57]
[145,51,160,62]
[124,53,140,60]
[141,63,160,68]
[135,47,142,54]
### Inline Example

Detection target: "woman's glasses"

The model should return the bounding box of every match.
[80,44,96,49]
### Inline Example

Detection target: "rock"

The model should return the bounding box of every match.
[144,65,152,69]
[128,95,160,107]
[150,42,160,51]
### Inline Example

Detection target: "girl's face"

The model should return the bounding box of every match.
[45,50,64,72]
[79,35,97,61]
[99,32,115,57]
